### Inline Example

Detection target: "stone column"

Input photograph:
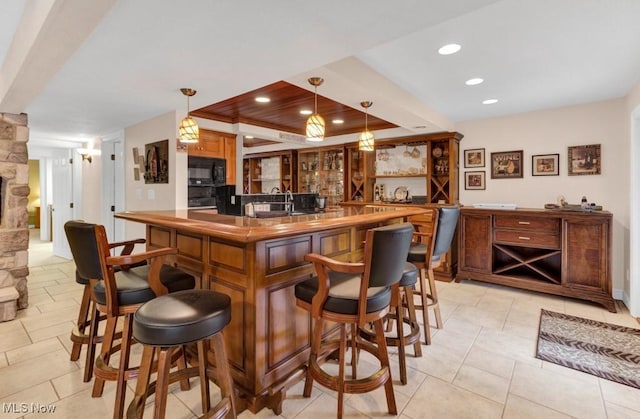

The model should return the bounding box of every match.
[0,112,30,321]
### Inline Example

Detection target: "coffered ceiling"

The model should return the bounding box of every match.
[192,81,397,139]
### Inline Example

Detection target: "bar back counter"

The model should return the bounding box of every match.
[116,206,428,414]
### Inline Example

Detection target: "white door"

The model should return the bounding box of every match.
[51,153,74,259]
[102,133,125,243]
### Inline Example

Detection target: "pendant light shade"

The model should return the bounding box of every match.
[358,101,374,151]
[305,77,325,142]
[179,88,199,143]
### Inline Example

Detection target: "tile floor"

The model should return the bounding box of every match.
[1,230,639,418]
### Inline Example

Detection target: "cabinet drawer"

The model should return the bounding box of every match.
[494,229,560,248]
[494,216,559,232]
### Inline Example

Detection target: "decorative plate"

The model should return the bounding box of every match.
[432,147,443,158]
[394,186,408,200]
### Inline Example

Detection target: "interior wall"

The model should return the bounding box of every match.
[626,80,640,317]
[456,98,628,301]
[123,110,182,241]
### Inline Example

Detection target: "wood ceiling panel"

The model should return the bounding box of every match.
[191,81,397,137]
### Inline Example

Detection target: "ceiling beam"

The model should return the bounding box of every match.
[0,0,117,113]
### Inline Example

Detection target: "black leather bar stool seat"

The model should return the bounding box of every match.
[127,289,237,419]
[92,264,195,307]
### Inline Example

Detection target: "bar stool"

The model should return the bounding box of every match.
[407,206,460,345]
[127,289,236,419]
[69,238,145,382]
[295,223,414,418]
[64,221,196,419]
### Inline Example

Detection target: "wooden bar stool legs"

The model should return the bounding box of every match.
[414,264,443,345]
[69,280,102,382]
[127,290,236,419]
[361,262,421,384]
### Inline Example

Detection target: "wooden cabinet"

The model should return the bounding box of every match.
[297,145,345,208]
[457,207,615,312]
[343,131,462,204]
[242,150,297,194]
[188,129,236,185]
[345,143,376,202]
[223,136,236,185]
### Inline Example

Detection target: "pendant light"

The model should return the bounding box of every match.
[358,101,374,151]
[179,88,199,143]
[305,77,325,142]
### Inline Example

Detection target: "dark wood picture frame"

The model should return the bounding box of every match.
[532,153,559,176]
[490,150,523,179]
[144,139,169,184]
[568,144,601,176]
[464,148,485,168]
[464,171,486,190]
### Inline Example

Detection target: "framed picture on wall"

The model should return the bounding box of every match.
[464,148,485,168]
[532,154,559,176]
[144,139,169,184]
[568,144,601,175]
[490,150,523,179]
[464,171,485,190]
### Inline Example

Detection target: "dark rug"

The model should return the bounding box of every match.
[536,309,640,389]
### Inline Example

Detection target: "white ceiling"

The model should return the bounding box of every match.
[1,0,640,148]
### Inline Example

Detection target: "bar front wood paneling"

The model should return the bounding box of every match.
[116,206,427,414]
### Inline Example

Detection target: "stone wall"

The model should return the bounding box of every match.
[0,112,29,321]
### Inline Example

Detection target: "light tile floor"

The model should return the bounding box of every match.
[1,230,639,418]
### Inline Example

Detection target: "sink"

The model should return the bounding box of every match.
[253,210,316,218]
[255,210,289,218]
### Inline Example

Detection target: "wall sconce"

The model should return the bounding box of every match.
[77,148,101,163]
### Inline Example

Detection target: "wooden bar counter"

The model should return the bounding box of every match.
[116,206,428,414]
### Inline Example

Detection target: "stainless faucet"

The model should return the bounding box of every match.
[286,190,295,212]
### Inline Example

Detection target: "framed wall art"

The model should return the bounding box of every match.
[464,148,485,168]
[144,139,169,184]
[464,171,485,190]
[532,153,559,176]
[568,144,601,176]
[490,150,523,179]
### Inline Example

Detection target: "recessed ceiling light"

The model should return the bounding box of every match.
[245,135,254,139]
[438,43,461,55]
[482,99,498,105]
[299,109,312,115]
[255,97,270,103]
[465,78,484,86]
[332,119,344,124]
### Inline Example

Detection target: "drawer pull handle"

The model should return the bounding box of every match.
[518,221,531,225]
[518,236,531,240]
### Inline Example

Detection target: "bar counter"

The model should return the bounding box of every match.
[116,205,428,414]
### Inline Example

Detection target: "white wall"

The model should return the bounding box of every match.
[80,148,103,225]
[626,80,640,316]
[123,110,187,241]
[457,98,629,300]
